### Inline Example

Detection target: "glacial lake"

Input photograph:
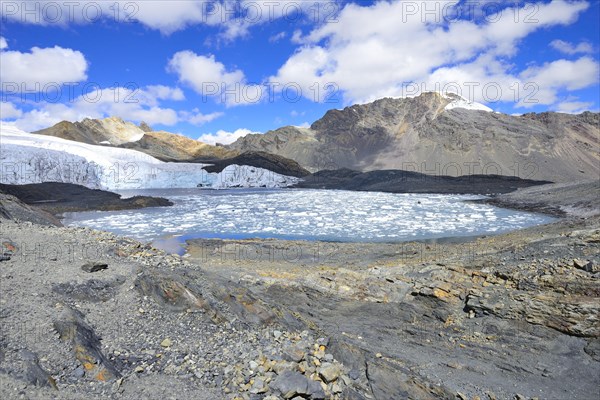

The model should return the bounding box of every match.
[62,188,556,244]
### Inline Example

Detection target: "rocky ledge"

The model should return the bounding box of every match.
[198,151,311,178]
[186,215,600,399]
[0,221,367,399]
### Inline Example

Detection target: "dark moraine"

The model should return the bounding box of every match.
[294,168,553,194]
[0,182,173,216]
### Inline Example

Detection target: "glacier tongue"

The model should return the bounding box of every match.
[0,124,300,190]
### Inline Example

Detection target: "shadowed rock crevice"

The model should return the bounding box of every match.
[53,307,121,382]
[135,269,228,323]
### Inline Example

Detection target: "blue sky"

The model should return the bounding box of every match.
[1,0,598,144]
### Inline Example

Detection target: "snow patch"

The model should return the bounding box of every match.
[128,132,145,142]
[442,92,493,112]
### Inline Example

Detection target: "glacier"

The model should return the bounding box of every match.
[0,124,301,190]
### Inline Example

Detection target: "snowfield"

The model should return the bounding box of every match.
[0,124,301,190]
[442,92,493,112]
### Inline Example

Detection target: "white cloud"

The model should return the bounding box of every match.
[0,44,88,88]
[0,102,22,119]
[270,0,594,106]
[168,52,244,93]
[197,128,257,145]
[269,31,287,43]
[519,57,600,106]
[121,1,209,35]
[0,37,7,50]
[167,51,261,106]
[144,85,185,101]
[2,85,194,131]
[521,57,600,91]
[181,110,225,126]
[0,1,206,32]
[550,39,594,55]
[0,1,333,39]
[553,100,594,114]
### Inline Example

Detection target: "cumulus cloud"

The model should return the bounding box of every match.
[269,0,595,107]
[168,51,261,106]
[0,0,334,39]
[181,109,225,126]
[197,128,257,145]
[2,85,197,131]
[519,56,600,106]
[168,52,244,93]
[0,44,88,88]
[550,39,594,55]
[144,85,185,101]
[0,36,7,50]
[0,102,23,119]
[553,100,594,114]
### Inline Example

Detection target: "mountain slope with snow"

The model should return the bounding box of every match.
[0,125,300,190]
[229,92,599,182]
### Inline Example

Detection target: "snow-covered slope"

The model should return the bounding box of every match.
[442,92,493,112]
[0,124,300,190]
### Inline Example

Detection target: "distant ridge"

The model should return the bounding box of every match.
[33,117,237,162]
[229,92,599,183]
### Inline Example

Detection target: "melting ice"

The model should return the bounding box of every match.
[63,189,555,243]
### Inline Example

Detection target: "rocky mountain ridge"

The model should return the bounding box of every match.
[31,93,600,184]
[33,117,237,162]
[229,92,599,183]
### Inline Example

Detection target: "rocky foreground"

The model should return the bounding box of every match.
[0,182,599,400]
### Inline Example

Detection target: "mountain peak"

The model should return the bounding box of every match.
[139,121,153,132]
[229,95,598,181]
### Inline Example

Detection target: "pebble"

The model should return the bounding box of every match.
[160,338,172,348]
